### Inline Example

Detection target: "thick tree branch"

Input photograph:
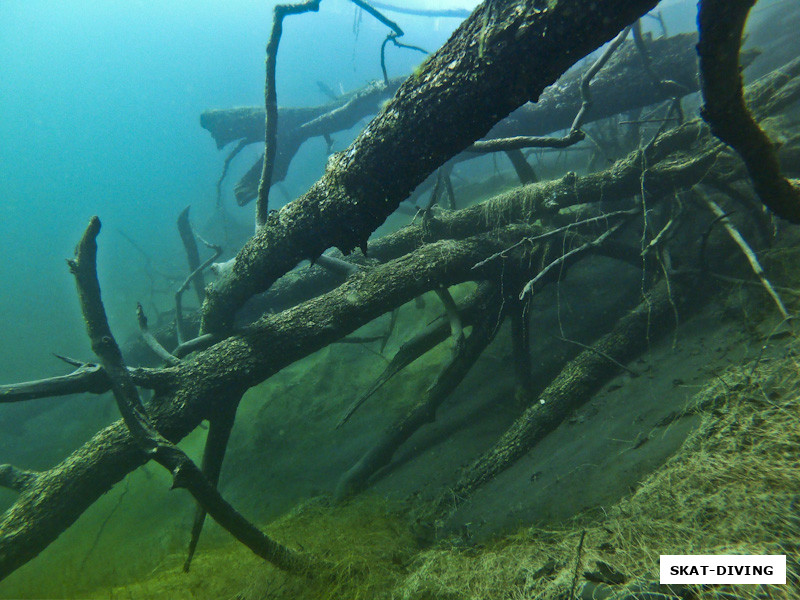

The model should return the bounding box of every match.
[200,0,663,334]
[697,0,800,222]
[428,276,702,521]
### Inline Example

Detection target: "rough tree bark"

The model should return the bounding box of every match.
[1,0,798,587]
[199,0,662,334]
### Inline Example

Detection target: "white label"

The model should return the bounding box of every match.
[660,555,786,584]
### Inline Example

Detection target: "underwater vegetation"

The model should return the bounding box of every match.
[1,0,799,597]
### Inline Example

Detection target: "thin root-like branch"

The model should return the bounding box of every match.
[473,208,638,270]
[519,221,627,300]
[701,195,790,319]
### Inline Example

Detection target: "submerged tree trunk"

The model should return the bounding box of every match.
[199,0,661,334]
[1,0,798,588]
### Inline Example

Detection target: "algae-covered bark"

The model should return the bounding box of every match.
[199,0,661,334]
[3,0,800,589]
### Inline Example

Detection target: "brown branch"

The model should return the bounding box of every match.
[68,217,316,575]
[335,284,503,499]
[697,0,800,223]
[257,0,322,227]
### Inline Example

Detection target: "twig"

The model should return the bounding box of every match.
[552,333,638,376]
[569,530,587,600]
[216,139,248,207]
[175,242,223,345]
[519,221,626,300]
[136,304,180,366]
[350,0,427,85]
[474,208,637,270]
[469,26,631,157]
[257,0,323,227]
[570,26,632,134]
[701,196,789,319]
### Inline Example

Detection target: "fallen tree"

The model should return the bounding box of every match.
[198,0,665,335]
[1,0,799,590]
[206,32,745,207]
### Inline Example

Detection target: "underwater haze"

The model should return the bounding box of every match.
[1,0,799,598]
[0,0,472,463]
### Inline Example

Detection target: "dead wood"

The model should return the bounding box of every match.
[335,283,504,499]
[201,78,404,207]
[2,2,799,588]
[336,282,499,428]
[0,224,555,580]
[177,206,206,305]
[198,0,663,334]
[257,0,323,226]
[697,0,800,223]
[428,276,702,522]
[75,217,320,574]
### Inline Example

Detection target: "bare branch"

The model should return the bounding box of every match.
[69,217,317,574]
[701,195,789,319]
[257,0,323,227]
[697,0,800,222]
[136,304,180,366]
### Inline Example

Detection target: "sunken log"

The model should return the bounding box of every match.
[199,0,665,334]
[204,33,756,207]
[201,78,404,206]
